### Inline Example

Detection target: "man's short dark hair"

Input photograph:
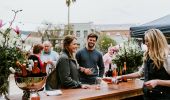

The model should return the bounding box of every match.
[87,33,98,40]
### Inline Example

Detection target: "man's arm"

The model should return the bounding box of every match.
[75,51,81,65]
[76,51,83,73]
[98,53,105,77]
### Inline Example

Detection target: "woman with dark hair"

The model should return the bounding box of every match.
[28,44,44,69]
[56,35,89,89]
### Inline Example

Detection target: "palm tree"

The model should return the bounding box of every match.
[65,0,76,35]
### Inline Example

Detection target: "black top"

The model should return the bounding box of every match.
[143,57,170,99]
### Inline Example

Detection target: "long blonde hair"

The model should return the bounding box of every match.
[144,29,169,69]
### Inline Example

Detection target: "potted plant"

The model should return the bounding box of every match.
[0,10,30,99]
[112,39,143,74]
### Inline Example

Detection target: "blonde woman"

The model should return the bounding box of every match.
[105,29,170,100]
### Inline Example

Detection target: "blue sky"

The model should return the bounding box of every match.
[1,0,170,31]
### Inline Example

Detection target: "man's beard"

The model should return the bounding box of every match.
[88,43,95,49]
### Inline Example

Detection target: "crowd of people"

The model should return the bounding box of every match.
[28,29,170,100]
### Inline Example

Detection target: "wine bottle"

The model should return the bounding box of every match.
[112,68,117,77]
[22,63,28,77]
[16,61,27,77]
[9,67,16,74]
[28,59,34,67]
[9,67,21,77]
[26,64,33,77]
[122,62,127,82]
[107,63,113,77]
[32,60,40,76]
[41,61,47,76]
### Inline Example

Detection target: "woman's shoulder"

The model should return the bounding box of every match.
[59,52,69,60]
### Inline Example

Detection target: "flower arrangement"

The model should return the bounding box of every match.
[0,10,30,98]
[112,39,144,73]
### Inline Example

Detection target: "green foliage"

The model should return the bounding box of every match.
[53,46,62,53]
[112,39,143,73]
[0,14,28,95]
[0,40,27,95]
[97,34,117,54]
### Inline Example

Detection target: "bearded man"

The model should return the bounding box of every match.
[76,33,104,84]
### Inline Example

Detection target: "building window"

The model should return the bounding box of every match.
[84,30,88,38]
[76,30,80,37]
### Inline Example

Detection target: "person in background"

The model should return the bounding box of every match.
[41,41,59,74]
[28,44,44,69]
[76,33,104,84]
[106,29,170,100]
[103,46,117,74]
[56,35,89,89]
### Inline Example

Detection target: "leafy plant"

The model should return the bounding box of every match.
[0,10,29,97]
[97,34,117,54]
[112,39,143,73]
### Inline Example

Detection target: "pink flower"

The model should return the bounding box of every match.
[0,19,3,28]
[13,26,20,35]
[111,46,119,53]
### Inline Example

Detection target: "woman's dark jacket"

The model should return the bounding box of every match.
[56,49,81,89]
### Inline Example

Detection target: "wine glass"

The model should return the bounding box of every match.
[90,67,95,74]
[95,77,102,90]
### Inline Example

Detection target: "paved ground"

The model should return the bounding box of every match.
[9,74,22,96]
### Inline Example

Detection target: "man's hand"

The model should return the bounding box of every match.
[84,68,93,75]
[46,59,52,64]
[80,67,93,75]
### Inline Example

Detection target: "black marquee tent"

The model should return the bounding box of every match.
[130,15,170,38]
